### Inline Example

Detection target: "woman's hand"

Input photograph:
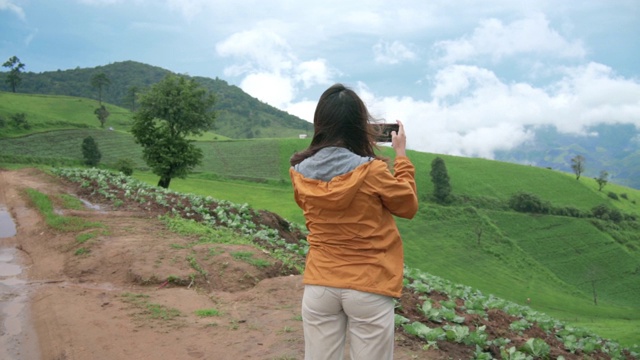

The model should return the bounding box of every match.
[391,120,406,157]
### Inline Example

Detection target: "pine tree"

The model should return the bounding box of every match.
[81,136,101,166]
[430,157,451,204]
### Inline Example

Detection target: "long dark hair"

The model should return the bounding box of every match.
[290,83,384,166]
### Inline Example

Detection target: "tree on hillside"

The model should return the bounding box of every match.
[474,223,483,245]
[123,85,140,111]
[2,56,25,93]
[90,72,111,106]
[81,136,101,166]
[585,266,604,306]
[430,157,452,204]
[594,170,609,191]
[131,74,216,189]
[570,155,585,180]
[94,105,110,128]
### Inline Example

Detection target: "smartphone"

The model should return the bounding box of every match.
[373,123,399,142]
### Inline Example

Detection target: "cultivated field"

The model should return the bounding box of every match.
[2,91,640,347]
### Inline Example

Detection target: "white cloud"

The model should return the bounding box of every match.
[25,0,634,160]
[286,100,316,123]
[550,62,640,132]
[216,27,338,117]
[0,0,25,20]
[240,72,295,110]
[216,29,294,75]
[434,13,586,64]
[357,62,640,158]
[373,40,416,65]
[431,65,502,101]
[295,59,333,89]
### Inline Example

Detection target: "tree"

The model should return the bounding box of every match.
[81,136,101,166]
[131,74,216,188]
[90,72,111,106]
[123,85,140,111]
[94,105,110,128]
[570,155,585,180]
[585,266,602,306]
[594,170,609,191]
[430,157,452,203]
[474,223,483,245]
[2,56,25,93]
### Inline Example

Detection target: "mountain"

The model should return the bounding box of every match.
[0,60,311,139]
[2,60,638,188]
[495,124,640,189]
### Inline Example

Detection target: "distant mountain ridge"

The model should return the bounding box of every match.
[1,60,310,139]
[495,124,640,189]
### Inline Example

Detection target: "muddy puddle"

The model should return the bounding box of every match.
[0,206,17,238]
[0,206,40,360]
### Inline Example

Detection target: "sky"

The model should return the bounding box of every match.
[1,0,640,158]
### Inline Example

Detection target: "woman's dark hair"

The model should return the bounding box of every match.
[290,83,384,166]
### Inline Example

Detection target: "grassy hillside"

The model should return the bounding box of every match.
[0,128,293,181]
[8,60,638,188]
[0,92,133,137]
[2,93,640,346]
[3,61,312,139]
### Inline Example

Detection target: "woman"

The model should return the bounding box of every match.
[289,83,419,360]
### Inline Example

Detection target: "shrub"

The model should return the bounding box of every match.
[553,206,586,218]
[10,112,30,130]
[508,192,550,214]
[591,204,624,223]
[609,209,623,222]
[0,114,6,128]
[620,193,628,200]
[114,158,135,176]
[591,204,610,219]
[607,192,619,200]
[81,136,101,166]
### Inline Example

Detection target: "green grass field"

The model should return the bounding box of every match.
[2,91,640,346]
[0,92,133,137]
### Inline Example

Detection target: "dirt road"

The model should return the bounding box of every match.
[0,169,424,360]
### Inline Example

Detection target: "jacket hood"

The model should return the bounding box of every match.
[291,147,372,210]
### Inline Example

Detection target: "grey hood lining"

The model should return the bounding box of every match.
[293,147,372,182]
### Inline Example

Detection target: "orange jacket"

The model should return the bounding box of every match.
[290,150,418,298]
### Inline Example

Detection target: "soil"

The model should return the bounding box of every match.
[0,168,425,360]
[0,168,635,360]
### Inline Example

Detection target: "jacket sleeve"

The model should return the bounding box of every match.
[370,156,418,219]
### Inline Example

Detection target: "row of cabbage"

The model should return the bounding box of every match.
[52,167,309,270]
[401,267,638,359]
[52,167,638,359]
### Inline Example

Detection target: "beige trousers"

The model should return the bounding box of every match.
[301,285,395,360]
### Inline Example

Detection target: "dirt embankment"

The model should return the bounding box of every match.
[0,169,428,360]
